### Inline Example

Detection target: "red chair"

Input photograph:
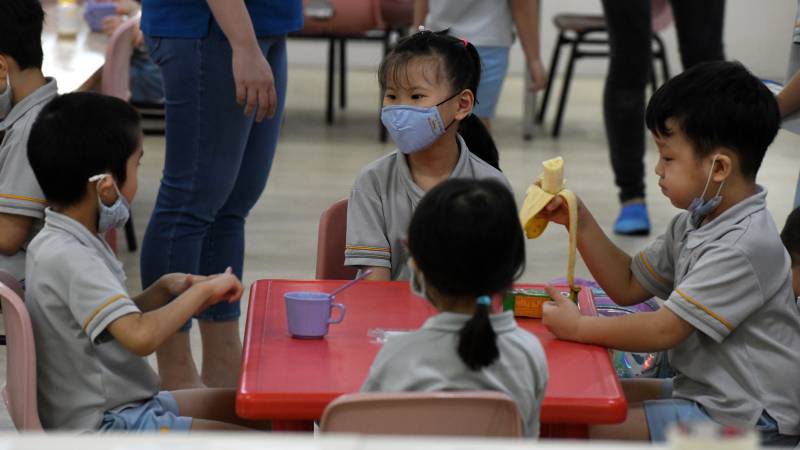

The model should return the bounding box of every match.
[100,14,141,253]
[320,391,522,437]
[0,270,43,431]
[315,199,358,280]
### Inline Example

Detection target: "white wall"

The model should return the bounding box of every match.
[288,0,797,81]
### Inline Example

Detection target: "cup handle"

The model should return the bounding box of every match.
[328,303,346,324]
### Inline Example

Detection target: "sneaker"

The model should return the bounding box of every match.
[613,203,650,236]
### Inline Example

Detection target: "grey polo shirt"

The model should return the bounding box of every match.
[25,209,160,430]
[425,0,513,47]
[631,186,800,435]
[362,311,548,437]
[0,79,57,282]
[345,135,511,280]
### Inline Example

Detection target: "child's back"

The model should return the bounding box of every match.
[361,178,548,437]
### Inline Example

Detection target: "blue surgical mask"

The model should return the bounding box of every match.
[688,155,724,227]
[0,74,12,120]
[380,92,460,154]
[89,174,130,234]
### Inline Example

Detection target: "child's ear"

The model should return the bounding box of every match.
[454,89,474,120]
[711,152,733,183]
[94,175,119,205]
[0,56,8,81]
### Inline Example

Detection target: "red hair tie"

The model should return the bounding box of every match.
[463,38,469,46]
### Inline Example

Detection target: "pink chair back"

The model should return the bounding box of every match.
[320,391,522,437]
[651,0,673,32]
[301,0,383,36]
[380,0,413,28]
[0,271,43,431]
[316,199,358,280]
[101,14,140,101]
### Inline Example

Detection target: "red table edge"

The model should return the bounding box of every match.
[237,280,628,425]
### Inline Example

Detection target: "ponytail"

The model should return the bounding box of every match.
[458,114,500,170]
[457,296,500,370]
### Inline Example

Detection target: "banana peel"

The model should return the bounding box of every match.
[519,157,580,302]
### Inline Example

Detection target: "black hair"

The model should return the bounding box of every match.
[379,30,500,170]
[645,61,779,180]
[782,207,800,266]
[28,92,141,207]
[408,178,525,370]
[0,0,45,70]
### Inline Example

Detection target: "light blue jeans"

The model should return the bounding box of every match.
[141,32,288,329]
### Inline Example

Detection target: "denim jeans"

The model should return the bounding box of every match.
[601,0,725,202]
[141,33,288,329]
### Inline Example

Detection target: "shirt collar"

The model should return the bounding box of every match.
[685,184,767,249]
[43,208,126,283]
[0,78,58,131]
[396,134,472,201]
[422,310,518,334]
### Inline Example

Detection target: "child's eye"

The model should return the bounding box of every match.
[411,94,425,100]
[384,94,396,100]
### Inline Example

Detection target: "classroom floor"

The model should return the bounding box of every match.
[0,65,797,431]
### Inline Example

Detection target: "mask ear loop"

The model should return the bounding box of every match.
[699,155,725,201]
[88,173,123,205]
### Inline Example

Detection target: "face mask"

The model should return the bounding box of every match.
[380,92,460,155]
[0,74,12,119]
[89,174,130,234]
[688,155,724,227]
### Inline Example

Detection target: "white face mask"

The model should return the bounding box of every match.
[89,174,130,234]
[0,74,12,119]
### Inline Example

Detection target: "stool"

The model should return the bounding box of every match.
[536,13,670,137]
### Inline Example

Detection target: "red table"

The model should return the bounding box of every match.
[237,280,626,437]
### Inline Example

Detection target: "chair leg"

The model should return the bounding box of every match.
[379,31,392,143]
[649,62,658,94]
[653,33,670,82]
[326,38,336,124]
[552,36,581,137]
[537,31,566,124]
[339,39,347,110]
[124,215,137,252]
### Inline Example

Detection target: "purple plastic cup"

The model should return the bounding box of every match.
[83,2,118,33]
[284,291,346,339]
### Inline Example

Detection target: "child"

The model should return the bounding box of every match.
[781,207,800,297]
[345,30,510,282]
[361,178,548,438]
[0,0,57,285]
[539,61,800,446]
[25,92,250,431]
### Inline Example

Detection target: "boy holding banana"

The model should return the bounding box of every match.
[538,61,800,446]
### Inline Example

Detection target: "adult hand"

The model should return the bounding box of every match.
[541,285,583,341]
[116,0,140,15]
[528,59,547,92]
[232,44,276,122]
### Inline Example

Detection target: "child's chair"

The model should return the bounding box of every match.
[316,198,358,280]
[320,391,522,437]
[0,270,43,431]
[101,13,141,254]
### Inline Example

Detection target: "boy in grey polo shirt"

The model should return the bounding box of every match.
[0,0,57,285]
[539,61,800,446]
[25,93,251,431]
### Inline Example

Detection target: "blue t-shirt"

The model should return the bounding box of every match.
[141,0,303,39]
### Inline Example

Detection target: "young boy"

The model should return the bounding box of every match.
[781,207,800,297]
[25,92,251,431]
[0,0,57,285]
[539,61,800,447]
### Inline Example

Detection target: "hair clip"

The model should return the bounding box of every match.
[476,295,491,306]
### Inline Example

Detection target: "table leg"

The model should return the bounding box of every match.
[271,420,315,432]
[540,423,589,439]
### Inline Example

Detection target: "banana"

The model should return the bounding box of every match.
[519,157,580,301]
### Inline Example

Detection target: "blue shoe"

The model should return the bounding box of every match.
[613,203,650,236]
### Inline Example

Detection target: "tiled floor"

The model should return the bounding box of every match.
[1,64,797,430]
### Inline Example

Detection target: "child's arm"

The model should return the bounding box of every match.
[132,272,209,313]
[542,285,694,352]
[510,0,546,92]
[108,274,242,356]
[364,267,390,281]
[537,196,652,305]
[0,213,33,256]
[412,0,428,29]
[777,70,800,117]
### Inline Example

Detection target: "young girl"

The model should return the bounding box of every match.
[361,178,549,438]
[344,30,510,281]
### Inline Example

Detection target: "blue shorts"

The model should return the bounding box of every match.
[644,379,800,447]
[472,46,510,119]
[98,391,193,432]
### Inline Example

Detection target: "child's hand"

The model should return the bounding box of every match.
[535,195,572,227]
[201,267,243,306]
[542,285,583,341]
[160,273,207,297]
[101,15,123,36]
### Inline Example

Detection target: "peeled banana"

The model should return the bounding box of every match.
[519,157,580,301]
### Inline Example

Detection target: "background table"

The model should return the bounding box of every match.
[42,4,107,93]
[237,280,626,437]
